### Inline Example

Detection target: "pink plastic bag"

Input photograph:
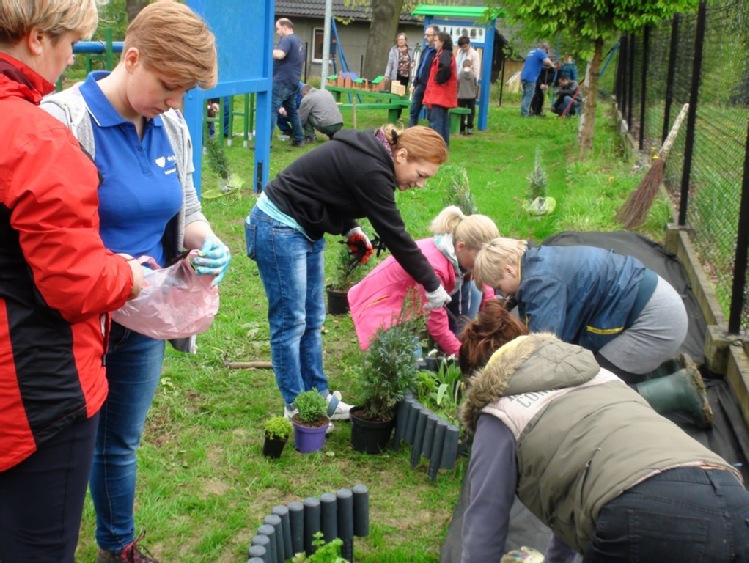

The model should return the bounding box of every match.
[111,251,219,339]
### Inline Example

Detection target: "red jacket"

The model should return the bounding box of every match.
[0,54,134,471]
[423,49,457,109]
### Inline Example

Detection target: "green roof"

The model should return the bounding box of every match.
[411,5,504,19]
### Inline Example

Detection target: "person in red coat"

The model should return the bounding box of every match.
[423,31,458,147]
[0,2,143,561]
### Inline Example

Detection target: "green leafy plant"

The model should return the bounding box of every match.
[330,244,368,291]
[440,165,477,215]
[355,291,424,421]
[292,533,348,562]
[524,148,556,216]
[205,134,230,181]
[263,415,293,441]
[526,148,547,202]
[416,360,463,425]
[294,390,328,426]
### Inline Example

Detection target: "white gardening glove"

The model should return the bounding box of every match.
[424,284,451,310]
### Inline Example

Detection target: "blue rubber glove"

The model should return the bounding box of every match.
[192,236,231,285]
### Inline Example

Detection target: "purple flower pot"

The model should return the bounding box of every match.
[292,418,329,453]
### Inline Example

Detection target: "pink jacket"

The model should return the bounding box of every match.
[348,239,494,355]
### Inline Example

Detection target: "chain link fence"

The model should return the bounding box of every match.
[615,0,749,334]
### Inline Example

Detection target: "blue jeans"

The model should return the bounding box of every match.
[446,280,483,335]
[429,105,450,147]
[246,207,329,407]
[271,82,303,143]
[521,79,535,116]
[208,97,230,138]
[584,466,749,562]
[90,323,165,552]
[408,84,427,127]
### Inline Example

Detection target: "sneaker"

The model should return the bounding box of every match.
[96,532,158,563]
[467,128,474,135]
[326,391,352,421]
[284,404,298,421]
[326,421,335,434]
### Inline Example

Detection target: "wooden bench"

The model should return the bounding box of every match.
[338,101,409,126]
[337,99,472,134]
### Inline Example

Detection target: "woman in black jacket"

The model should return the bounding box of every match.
[245,124,450,425]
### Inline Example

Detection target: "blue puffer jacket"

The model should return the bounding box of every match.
[517,245,656,351]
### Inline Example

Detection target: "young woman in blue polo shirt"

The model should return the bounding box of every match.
[43,2,230,561]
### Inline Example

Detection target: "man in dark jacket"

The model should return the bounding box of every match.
[408,25,438,127]
[552,72,582,116]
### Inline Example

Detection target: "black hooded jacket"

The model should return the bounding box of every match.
[264,129,440,292]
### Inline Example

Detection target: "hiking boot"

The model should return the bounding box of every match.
[326,391,352,420]
[291,139,304,147]
[96,532,158,563]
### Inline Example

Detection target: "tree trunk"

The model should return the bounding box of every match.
[362,0,404,80]
[580,37,603,159]
[126,0,149,22]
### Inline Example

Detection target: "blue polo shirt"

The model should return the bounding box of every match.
[80,72,182,266]
[520,48,549,83]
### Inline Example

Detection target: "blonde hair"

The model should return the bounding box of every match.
[0,0,102,44]
[429,206,499,250]
[379,124,448,166]
[123,0,217,89]
[473,237,528,289]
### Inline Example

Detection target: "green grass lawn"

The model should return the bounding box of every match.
[74,91,672,562]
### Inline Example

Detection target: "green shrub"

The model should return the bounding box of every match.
[263,416,293,440]
[294,390,328,425]
[355,291,423,421]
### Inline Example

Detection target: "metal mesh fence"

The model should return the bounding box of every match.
[616,0,749,333]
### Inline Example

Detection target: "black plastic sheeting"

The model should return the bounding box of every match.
[440,231,749,562]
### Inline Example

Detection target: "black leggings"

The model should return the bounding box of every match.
[0,413,99,563]
[594,351,642,385]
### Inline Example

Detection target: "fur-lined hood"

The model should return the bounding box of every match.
[461,333,600,433]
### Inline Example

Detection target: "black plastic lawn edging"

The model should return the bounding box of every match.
[248,484,369,562]
[391,394,460,482]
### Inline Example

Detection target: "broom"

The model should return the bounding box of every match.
[617,102,689,229]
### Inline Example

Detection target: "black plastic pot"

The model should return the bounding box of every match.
[326,285,349,315]
[262,433,288,459]
[350,406,395,454]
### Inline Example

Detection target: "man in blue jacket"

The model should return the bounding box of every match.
[408,25,438,127]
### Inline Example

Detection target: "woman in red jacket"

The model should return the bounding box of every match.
[423,31,458,147]
[0,2,142,561]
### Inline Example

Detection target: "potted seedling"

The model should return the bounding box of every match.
[291,390,329,454]
[327,244,369,315]
[262,415,293,459]
[349,295,423,454]
[523,148,556,217]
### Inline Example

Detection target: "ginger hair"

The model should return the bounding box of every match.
[378,124,448,166]
[458,300,528,378]
[123,0,217,89]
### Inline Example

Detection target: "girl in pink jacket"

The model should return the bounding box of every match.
[348,206,498,355]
